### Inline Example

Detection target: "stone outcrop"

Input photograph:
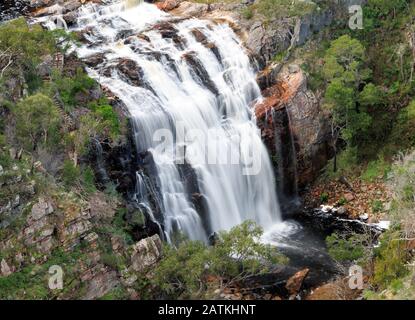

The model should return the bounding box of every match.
[130,234,162,272]
[285,268,309,298]
[256,66,331,192]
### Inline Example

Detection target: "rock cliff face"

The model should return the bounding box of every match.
[255,66,331,202]
[0,153,162,298]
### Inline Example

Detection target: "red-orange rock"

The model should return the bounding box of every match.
[285,268,309,296]
[156,0,178,11]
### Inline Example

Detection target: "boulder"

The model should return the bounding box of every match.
[156,0,178,11]
[171,1,209,18]
[285,268,309,297]
[0,259,13,276]
[30,198,54,221]
[130,234,162,272]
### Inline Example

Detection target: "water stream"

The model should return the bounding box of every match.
[39,0,286,242]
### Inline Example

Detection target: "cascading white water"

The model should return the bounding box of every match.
[41,0,282,241]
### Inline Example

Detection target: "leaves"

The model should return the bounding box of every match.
[152,221,287,298]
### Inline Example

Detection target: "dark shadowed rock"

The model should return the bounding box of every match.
[183,52,219,95]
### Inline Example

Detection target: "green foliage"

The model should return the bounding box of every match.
[322,147,359,180]
[323,35,373,149]
[0,18,56,86]
[99,286,129,300]
[361,157,390,182]
[241,6,254,20]
[326,232,371,265]
[320,192,329,204]
[81,166,97,194]
[337,197,347,206]
[101,253,125,270]
[0,248,85,299]
[61,160,80,188]
[367,0,409,18]
[49,68,96,111]
[94,104,120,138]
[371,199,384,213]
[373,230,408,288]
[388,100,415,151]
[257,0,317,20]
[152,221,287,298]
[359,83,384,107]
[13,93,60,151]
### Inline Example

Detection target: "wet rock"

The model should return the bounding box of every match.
[130,234,162,272]
[183,52,219,95]
[285,268,309,297]
[117,59,144,86]
[190,29,222,64]
[256,63,282,90]
[115,29,135,41]
[256,68,331,188]
[191,28,208,43]
[337,206,347,216]
[84,53,106,67]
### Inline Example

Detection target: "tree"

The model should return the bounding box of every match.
[323,35,373,172]
[0,18,56,89]
[13,93,60,151]
[151,221,287,299]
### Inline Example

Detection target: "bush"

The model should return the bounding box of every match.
[326,232,372,265]
[13,93,61,151]
[241,6,254,20]
[257,0,316,20]
[94,104,120,138]
[81,166,97,194]
[61,160,80,188]
[0,18,56,91]
[50,68,96,111]
[361,158,390,182]
[373,230,408,288]
[152,221,287,298]
[320,192,329,204]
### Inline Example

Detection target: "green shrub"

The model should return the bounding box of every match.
[81,166,97,194]
[0,18,56,90]
[152,221,287,298]
[257,0,316,20]
[371,199,384,213]
[373,230,408,288]
[362,158,390,182]
[94,105,120,138]
[99,286,129,300]
[326,232,371,264]
[337,197,347,206]
[50,68,96,111]
[241,6,254,20]
[320,192,329,204]
[61,160,80,188]
[13,93,61,152]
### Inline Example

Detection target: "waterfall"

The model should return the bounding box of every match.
[40,0,282,241]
